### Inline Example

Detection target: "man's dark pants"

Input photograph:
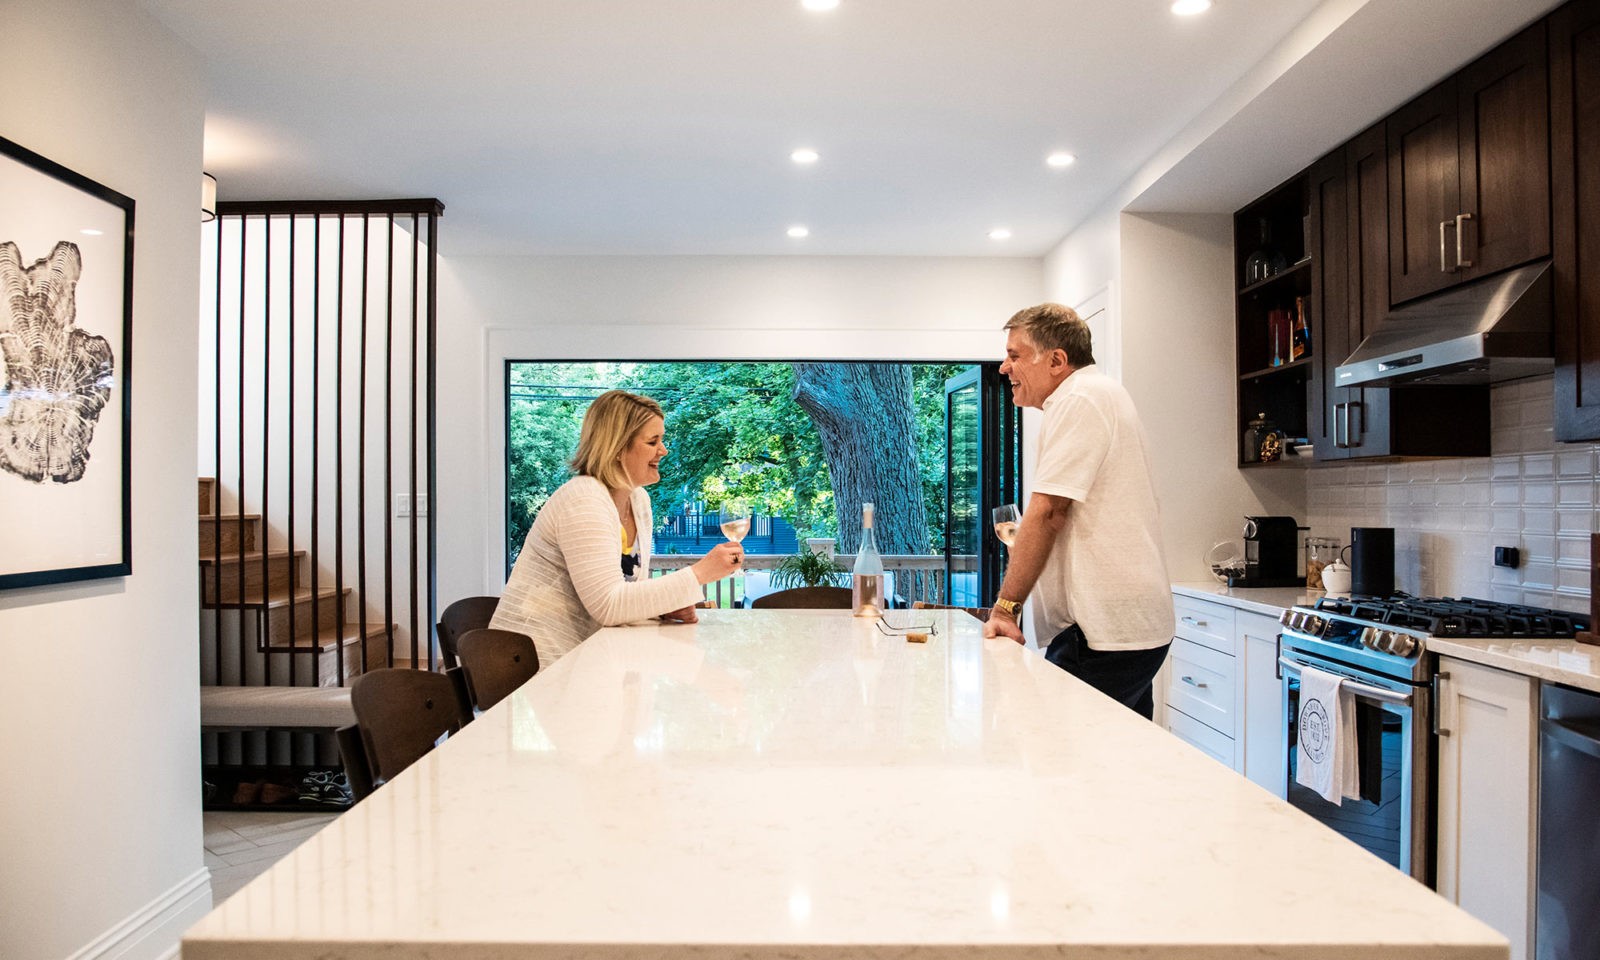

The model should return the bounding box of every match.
[1044,623,1171,720]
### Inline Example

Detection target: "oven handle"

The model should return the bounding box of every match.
[1277,656,1414,706]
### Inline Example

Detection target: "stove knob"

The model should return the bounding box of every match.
[1279,609,1296,628]
[1377,630,1399,653]
[1389,633,1417,657]
[1307,616,1325,635]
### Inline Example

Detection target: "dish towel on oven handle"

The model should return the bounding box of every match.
[1294,665,1360,805]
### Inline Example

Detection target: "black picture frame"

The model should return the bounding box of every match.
[0,135,134,589]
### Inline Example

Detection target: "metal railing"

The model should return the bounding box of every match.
[651,553,977,608]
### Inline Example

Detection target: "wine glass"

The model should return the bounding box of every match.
[992,503,1021,548]
[720,499,751,606]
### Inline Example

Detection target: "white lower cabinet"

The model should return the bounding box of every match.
[1164,595,1289,796]
[1239,612,1287,798]
[1435,656,1536,960]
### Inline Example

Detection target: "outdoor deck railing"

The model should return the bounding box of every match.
[651,553,977,608]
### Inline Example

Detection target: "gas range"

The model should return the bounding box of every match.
[1278,595,1591,684]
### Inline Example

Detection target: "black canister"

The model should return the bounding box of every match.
[1350,527,1395,597]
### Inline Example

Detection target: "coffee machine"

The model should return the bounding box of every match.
[1228,516,1301,588]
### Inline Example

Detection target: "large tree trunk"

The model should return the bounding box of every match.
[791,362,929,555]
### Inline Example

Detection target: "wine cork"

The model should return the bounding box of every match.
[905,631,929,643]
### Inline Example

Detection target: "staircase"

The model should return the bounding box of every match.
[199,476,388,687]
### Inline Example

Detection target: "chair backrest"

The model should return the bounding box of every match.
[751,585,853,609]
[437,596,500,669]
[456,628,540,711]
[912,600,991,622]
[349,668,471,786]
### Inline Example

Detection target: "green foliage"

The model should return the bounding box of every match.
[769,548,847,589]
[505,361,979,570]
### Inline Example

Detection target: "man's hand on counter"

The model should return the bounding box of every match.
[984,608,1025,644]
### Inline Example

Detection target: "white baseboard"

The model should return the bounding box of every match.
[67,868,212,960]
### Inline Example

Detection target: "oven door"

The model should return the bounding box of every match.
[1279,651,1433,885]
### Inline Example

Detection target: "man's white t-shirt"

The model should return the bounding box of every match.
[1029,365,1174,651]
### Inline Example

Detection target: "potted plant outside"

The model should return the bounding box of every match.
[769,548,847,590]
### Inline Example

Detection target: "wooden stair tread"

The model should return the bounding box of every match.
[201,585,348,610]
[199,548,304,566]
[198,513,261,521]
[263,622,391,653]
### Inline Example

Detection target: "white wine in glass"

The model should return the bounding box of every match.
[721,500,751,605]
[992,503,1021,547]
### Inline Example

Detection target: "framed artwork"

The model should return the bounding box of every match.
[0,135,134,589]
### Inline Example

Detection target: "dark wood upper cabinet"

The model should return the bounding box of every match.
[1388,21,1550,305]
[1552,0,1600,441]
[1308,148,1349,461]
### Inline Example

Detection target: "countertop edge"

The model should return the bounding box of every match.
[1428,636,1600,694]
[1171,581,1317,618]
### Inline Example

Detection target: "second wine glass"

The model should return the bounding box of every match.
[992,503,1021,547]
[720,499,751,606]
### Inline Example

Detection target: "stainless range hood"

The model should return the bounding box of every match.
[1334,260,1553,388]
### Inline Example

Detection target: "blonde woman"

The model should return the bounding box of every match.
[490,390,742,668]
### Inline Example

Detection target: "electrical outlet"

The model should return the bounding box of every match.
[1493,546,1520,569]
[414,494,428,517]
[396,494,411,518]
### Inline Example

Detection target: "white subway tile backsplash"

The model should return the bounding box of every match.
[1302,376,1598,610]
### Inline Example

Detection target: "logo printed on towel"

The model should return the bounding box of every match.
[1299,697,1331,764]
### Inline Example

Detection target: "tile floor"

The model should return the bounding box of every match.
[203,810,339,903]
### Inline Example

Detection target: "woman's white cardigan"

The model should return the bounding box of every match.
[490,476,703,669]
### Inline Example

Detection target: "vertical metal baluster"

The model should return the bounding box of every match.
[311,215,322,688]
[237,216,248,690]
[425,209,440,676]
[383,213,395,666]
[261,215,273,693]
[287,215,297,688]
[212,215,224,686]
[358,213,371,669]
[335,214,347,688]
[408,212,421,669]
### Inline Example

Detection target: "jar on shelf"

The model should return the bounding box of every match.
[1242,412,1266,464]
[1258,418,1283,463]
[1244,217,1288,285]
[1306,536,1341,589]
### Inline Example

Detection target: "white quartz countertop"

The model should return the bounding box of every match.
[183,609,1505,960]
[1429,636,1600,694]
[1172,579,1321,617]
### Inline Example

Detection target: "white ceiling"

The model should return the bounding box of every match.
[139,0,1553,258]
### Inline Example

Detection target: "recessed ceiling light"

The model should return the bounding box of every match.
[791,148,819,165]
[988,228,1013,241]
[1046,152,1076,168]
[79,228,105,236]
[801,0,840,10]
[787,225,810,239]
[1171,0,1213,15]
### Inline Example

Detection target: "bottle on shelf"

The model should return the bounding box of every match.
[852,502,886,618]
[1243,217,1287,286]
[1291,295,1311,362]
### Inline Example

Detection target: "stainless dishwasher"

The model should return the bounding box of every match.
[1536,682,1600,960]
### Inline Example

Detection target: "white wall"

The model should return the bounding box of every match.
[434,255,1043,605]
[0,4,209,959]
[1109,212,1304,581]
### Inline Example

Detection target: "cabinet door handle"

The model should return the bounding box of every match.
[1455,213,1473,269]
[1181,675,1208,689]
[1439,219,1452,273]
[1432,672,1451,737]
[1348,400,1362,447]
[1180,616,1206,627]
[1338,402,1352,449]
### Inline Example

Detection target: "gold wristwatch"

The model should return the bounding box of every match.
[992,597,1023,619]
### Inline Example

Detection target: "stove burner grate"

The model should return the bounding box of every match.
[1312,594,1590,639]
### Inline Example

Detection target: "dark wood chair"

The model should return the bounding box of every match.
[751,586,853,609]
[437,596,500,669]
[343,668,471,794]
[912,600,991,622]
[456,628,540,711]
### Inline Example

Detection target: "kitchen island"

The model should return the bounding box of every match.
[183,609,1505,959]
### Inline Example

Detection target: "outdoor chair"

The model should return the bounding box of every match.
[912,600,991,622]
[342,668,471,794]
[750,586,853,609]
[437,596,500,669]
[456,628,540,712]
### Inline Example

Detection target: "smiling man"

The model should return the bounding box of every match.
[984,303,1175,719]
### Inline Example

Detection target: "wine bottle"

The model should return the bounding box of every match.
[1243,218,1287,286]
[852,502,885,618]
[1291,295,1311,362]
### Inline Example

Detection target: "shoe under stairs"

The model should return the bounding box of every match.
[199,476,388,686]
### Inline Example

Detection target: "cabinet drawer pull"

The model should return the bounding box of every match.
[1181,675,1208,689]
[1180,616,1206,627]
[1455,212,1473,269]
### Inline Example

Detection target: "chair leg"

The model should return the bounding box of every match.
[446,666,477,720]
[336,724,376,802]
